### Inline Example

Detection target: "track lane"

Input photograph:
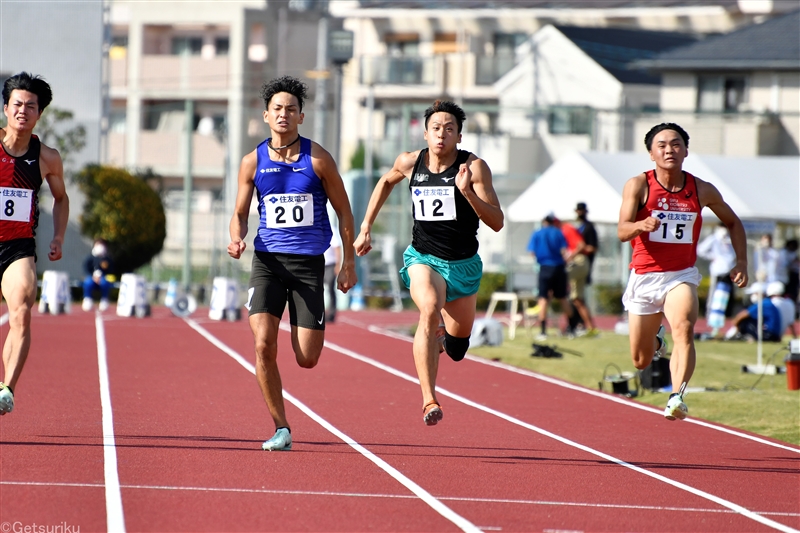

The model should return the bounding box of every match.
[196,316,797,533]
[101,308,472,532]
[319,316,800,531]
[0,311,107,532]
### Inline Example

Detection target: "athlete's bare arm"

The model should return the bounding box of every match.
[456,155,504,232]
[354,150,419,256]
[697,178,749,288]
[39,143,68,261]
[618,173,659,242]
[310,142,357,293]
[228,150,257,260]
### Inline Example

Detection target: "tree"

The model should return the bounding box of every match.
[74,165,166,274]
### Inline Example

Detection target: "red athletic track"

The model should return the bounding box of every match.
[1,306,798,533]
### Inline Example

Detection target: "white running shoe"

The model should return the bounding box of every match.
[262,427,292,451]
[534,333,548,342]
[99,299,110,312]
[664,393,688,420]
[82,297,94,312]
[0,383,14,415]
[655,325,667,358]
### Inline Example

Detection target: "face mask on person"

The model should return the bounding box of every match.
[92,243,107,257]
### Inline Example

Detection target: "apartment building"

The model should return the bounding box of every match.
[634,9,800,157]
[106,0,331,268]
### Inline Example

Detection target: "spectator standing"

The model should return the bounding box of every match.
[697,223,736,335]
[767,281,796,339]
[528,214,573,341]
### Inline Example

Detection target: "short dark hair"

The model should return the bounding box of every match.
[424,100,466,133]
[2,72,53,112]
[644,123,689,151]
[260,76,308,111]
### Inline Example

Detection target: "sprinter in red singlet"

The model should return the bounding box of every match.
[0,72,69,415]
[618,123,747,420]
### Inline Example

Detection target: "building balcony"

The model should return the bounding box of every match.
[360,56,437,86]
[474,55,516,86]
[107,131,226,178]
[110,55,229,94]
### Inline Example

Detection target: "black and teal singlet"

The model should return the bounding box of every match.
[409,149,479,261]
[253,137,332,255]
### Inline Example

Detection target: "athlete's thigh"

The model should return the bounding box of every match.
[286,256,325,329]
[663,282,698,328]
[442,293,478,337]
[1,256,36,308]
[291,325,325,362]
[249,311,282,351]
[628,311,664,357]
[406,263,446,311]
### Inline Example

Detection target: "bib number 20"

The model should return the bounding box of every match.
[264,194,314,228]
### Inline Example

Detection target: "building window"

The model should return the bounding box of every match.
[215,37,229,56]
[433,32,458,55]
[172,36,203,56]
[697,75,747,112]
[110,35,128,59]
[493,32,527,57]
[548,106,592,135]
[385,33,419,57]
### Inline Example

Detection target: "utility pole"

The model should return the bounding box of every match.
[183,99,194,291]
[313,4,329,146]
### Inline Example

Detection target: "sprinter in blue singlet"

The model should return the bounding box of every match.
[354,100,504,426]
[228,76,357,451]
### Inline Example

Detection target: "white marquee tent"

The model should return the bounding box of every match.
[508,152,800,225]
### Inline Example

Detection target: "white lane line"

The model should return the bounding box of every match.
[95,313,126,533]
[317,333,799,533]
[365,324,800,455]
[184,318,482,533]
[3,481,797,518]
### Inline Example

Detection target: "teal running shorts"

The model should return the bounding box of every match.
[399,245,483,302]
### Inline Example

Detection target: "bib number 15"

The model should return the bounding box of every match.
[649,210,695,244]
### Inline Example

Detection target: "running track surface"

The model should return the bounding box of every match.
[1,307,798,533]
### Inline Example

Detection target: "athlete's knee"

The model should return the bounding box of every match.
[632,351,653,370]
[8,302,32,330]
[296,350,321,369]
[670,318,694,341]
[253,338,278,362]
[444,332,470,362]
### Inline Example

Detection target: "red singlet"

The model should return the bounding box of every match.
[0,135,41,242]
[629,170,702,273]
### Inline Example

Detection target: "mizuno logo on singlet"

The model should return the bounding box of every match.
[24,159,36,165]
[442,177,455,183]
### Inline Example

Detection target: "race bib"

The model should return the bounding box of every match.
[0,187,33,223]
[649,210,696,244]
[411,186,456,221]
[264,193,314,228]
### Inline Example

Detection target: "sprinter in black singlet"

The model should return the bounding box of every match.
[354,100,504,426]
[0,72,69,415]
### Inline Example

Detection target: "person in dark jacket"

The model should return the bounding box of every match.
[82,238,114,312]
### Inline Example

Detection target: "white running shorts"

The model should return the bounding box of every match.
[622,266,702,315]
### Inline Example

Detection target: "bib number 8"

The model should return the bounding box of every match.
[0,187,32,222]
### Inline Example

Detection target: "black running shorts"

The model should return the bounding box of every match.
[0,238,36,281]
[247,250,326,330]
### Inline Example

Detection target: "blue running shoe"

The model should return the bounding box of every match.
[262,427,292,451]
